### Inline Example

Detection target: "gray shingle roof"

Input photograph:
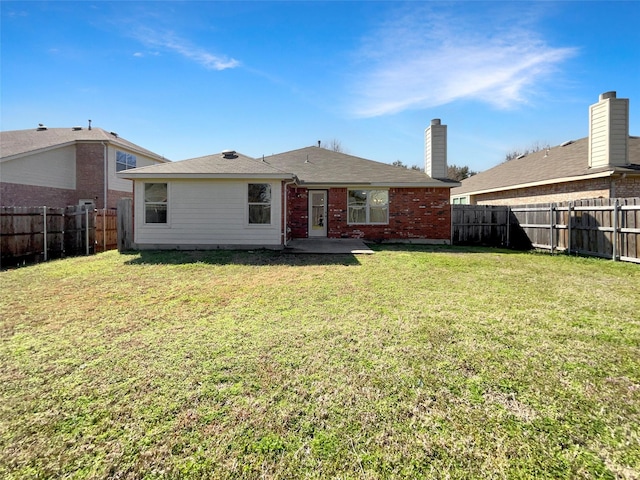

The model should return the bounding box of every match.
[452,136,640,196]
[120,151,292,179]
[0,127,168,161]
[263,146,455,187]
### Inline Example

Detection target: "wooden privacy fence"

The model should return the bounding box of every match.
[452,198,640,263]
[0,206,118,268]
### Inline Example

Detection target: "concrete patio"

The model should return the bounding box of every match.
[283,238,374,254]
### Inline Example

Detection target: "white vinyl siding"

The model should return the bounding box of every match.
[134,179,282,246]
[589,96,629,168]
[0,145,76,189]
[110,149,164,192]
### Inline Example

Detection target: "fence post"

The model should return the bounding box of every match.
[505,206,511,247]
[550,203,555,254]
[43,206,48,261]
[117,198,133,252]
[567,202,573,255]
[612,199,619,261]
[83,207,88,256]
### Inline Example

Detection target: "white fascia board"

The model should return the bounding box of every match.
[298,181,454,188]
[460,171,615,196]
[118,172,293,180]
[370,181,458,188]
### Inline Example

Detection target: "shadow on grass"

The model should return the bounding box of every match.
[123,249,362,267]
[367,243,528,255]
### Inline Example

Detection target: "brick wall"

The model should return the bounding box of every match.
[76,143,106,208]
[286,186,452,242]
[474,178,613,206]
[0,182,78,207]
[613,175,640,198]
[287,187,309,238]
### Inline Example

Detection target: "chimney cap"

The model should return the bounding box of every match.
[430,119,441,126]
[599,91,617,101]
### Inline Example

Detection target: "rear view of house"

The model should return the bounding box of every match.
[119,121,459,249]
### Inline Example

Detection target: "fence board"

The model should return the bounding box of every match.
[1,205,114,268]
[453,197,640,263]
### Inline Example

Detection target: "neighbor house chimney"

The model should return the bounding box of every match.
[588,91,629,168]
[425,119,447,179]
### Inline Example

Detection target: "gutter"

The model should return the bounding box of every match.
[452,170,621,197]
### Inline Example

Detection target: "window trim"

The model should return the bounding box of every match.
[247,183,273,226]
[143,182,169,225]
[347,189,389,225]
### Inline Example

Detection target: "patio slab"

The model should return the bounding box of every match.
[284,238,374,254]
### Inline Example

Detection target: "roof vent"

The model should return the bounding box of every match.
[516,153,526,160]
[110,131,118,137]
[72,126,83,131]
[37,123,47,131]
[560,140,573,147]
[221,149,237,159]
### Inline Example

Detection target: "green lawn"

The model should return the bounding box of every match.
[1,246,639,479]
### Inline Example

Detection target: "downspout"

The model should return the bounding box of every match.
[283,178,297,247]
[102,142,108,252]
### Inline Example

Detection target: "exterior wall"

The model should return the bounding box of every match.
[471,177,613,206]
[0,145,76,189]
[613,175,640,198]
[109,148,162,193]
[76,143,106,208]
[1,142,163,209]
[287,187,309,238]
[287,186,452,242]
[133,179,283,248]
[589,95,629,168]
[0,182,78,207]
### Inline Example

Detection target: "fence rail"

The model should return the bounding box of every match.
[1,206,117,268]
[452,197,640,263]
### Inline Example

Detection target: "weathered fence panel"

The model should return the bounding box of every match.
[95,209,118,253]
[117,198,134,252]
[453,197,640,263]
[0,205,111,268]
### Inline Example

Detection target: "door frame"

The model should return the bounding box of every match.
[308,190,328,237]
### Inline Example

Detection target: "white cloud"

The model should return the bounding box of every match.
[135,28,239,71]
[350,5,577,117]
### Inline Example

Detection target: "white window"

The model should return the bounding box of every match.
[348,189,388,224]
[144,183,167,224]
[248,183,271,224]
[116,151,137,171]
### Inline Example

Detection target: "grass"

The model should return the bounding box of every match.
[1,245,639,479]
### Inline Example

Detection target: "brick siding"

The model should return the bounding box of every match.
[613,175,640,198]
[473,178,613,206]
[0,182,78,207]
[75,143,106,208]
[286,186,452,241]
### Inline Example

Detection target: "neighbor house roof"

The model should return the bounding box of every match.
[0,127,168,162]
[452,136,640,196]
[119,151,293,180]
[264,146,457,187]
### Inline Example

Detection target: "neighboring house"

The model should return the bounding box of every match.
[119,120,459,249]
[451,92,640,206]
[0,125,168,209]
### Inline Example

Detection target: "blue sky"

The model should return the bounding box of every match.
[2,1,639,172]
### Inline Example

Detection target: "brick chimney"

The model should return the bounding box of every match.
[588,91,629,168]
[425,119,447,179]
